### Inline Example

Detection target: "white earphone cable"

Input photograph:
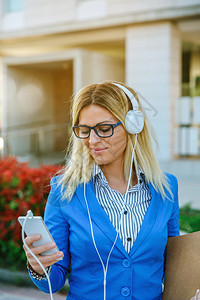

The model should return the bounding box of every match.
[22,210,54,300]
[84,134,138,300]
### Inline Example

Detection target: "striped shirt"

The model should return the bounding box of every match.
[93,164,152,254]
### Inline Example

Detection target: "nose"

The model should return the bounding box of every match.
[89,129,101,144]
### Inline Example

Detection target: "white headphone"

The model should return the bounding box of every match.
[112,83,144,134]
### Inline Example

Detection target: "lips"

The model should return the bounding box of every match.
[94,148,105,151]
[91,147,107,154]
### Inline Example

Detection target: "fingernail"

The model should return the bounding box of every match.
[56,253,64,261]
[56,257,63,261]
[196,289,200,293]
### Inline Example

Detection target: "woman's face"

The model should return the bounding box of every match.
[78,104,127,167]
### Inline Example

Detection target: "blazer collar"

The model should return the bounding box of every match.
[128,183,160,257]
[75,180,160,258]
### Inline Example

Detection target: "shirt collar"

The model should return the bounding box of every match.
[92,163,146,185]
[92,164,108,184]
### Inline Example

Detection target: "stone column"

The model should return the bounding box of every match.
[126,22,181,161]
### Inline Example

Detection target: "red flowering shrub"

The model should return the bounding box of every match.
[0,156,62,270]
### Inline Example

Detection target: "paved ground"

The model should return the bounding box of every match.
[0,282,66,300]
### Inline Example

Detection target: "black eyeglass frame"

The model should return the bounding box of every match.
[72,121,122,139]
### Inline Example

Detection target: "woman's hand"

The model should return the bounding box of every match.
[190,289,200,300]
[23,234,64,275]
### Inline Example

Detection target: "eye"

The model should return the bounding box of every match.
[98,125,112,133]
[80,127,89,134]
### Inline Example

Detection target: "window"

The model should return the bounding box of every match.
[3,0,24,13]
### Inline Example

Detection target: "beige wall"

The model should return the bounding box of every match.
[1,0,200,33]
[4,63,74,155]
[74,50,125,93]
[25,0,76,28]
[108,0,200,15]
[5,66,55,154]
[6,67,54,128]
[53,62,73,151]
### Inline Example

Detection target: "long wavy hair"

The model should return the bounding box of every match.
[59,81,172,201]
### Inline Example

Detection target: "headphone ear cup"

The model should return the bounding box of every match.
[125,110,144,134]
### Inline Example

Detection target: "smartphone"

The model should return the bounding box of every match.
[18,216,59,256]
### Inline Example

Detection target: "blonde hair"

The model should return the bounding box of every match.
[59,81,172,201]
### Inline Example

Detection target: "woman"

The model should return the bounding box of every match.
[23,81,198,300]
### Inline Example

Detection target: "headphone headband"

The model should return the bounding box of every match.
[112,82,144,134]
[112,83,139,110]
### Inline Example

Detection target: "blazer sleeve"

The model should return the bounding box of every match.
[167,174,180,237]
[163,174,180,283]
[28,176,70,293]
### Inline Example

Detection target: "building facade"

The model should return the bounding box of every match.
[0,0,200,174]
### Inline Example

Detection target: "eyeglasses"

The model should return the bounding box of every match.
[72,121,122,139]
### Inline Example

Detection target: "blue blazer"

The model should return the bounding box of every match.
[29,173,180,300]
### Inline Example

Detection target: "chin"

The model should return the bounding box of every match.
[94,158,111,166]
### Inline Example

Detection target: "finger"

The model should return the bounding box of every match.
[39,251,64,265]
[24,234,41,246]
[23,243,35,252]
[30,251,64,270]
[27,249,64,265]
[26,242,57,256]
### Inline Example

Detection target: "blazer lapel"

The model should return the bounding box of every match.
[75,180,129,258]
[129,183,160,257]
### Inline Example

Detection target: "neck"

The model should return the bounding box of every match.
[100,160,137,189]
[101,160,125,185]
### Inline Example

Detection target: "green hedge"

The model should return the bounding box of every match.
[179,204,200,233]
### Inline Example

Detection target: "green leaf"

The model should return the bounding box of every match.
[10,177,20,188]
[9,200,19,210]
[17,190,23,199]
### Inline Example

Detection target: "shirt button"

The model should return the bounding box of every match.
[127,237,132,242]
[122,259,131,268]
[121,287,130,297]
[124,210,128,215]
